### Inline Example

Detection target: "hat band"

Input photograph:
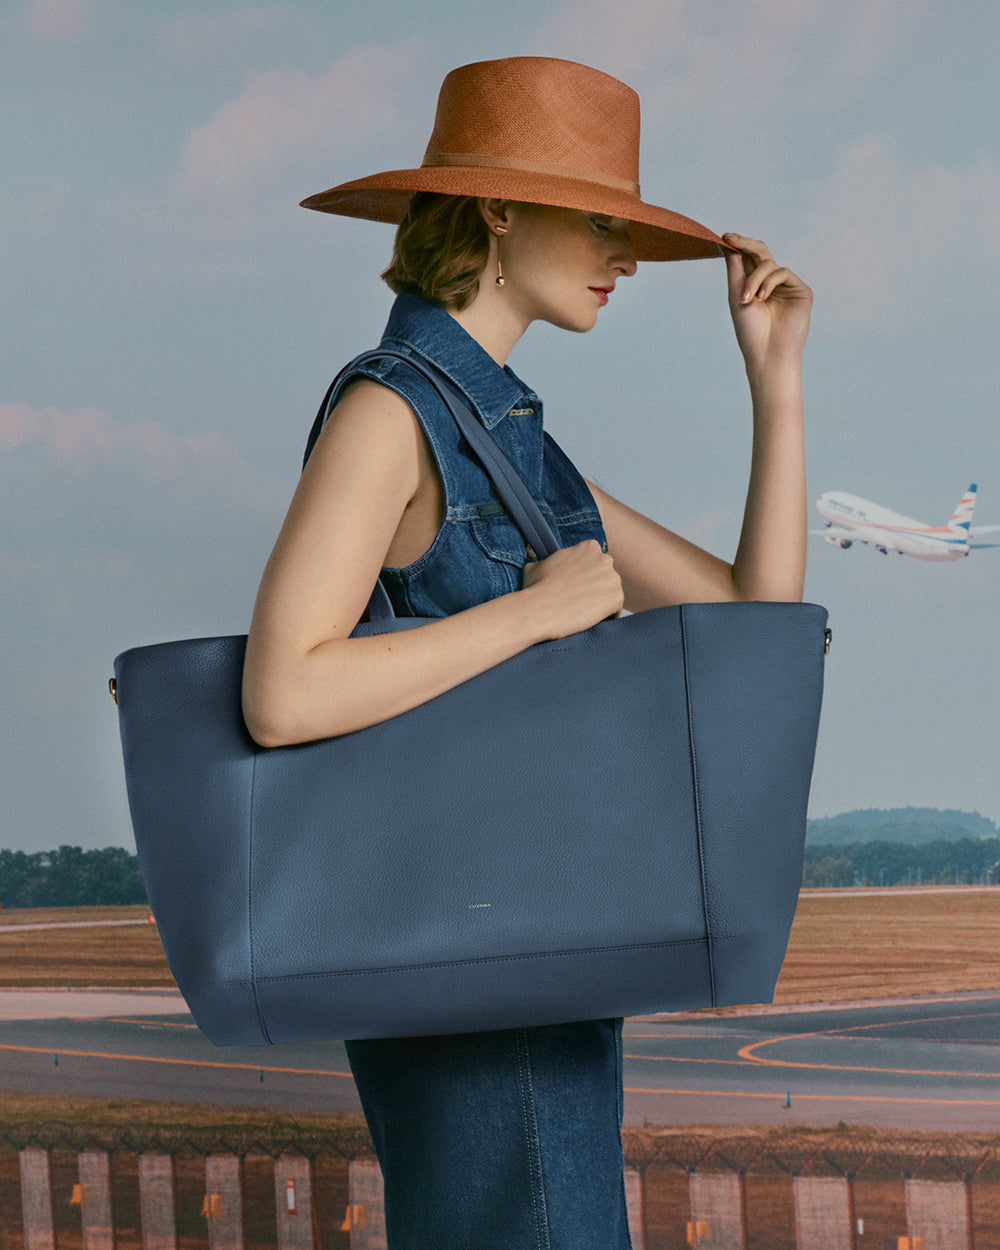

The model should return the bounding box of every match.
[423,150,641,197]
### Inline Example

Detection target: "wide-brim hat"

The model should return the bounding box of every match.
[300,57,727,263]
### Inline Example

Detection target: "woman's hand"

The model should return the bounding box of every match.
[722,233,813,379]
[521,540,624,639]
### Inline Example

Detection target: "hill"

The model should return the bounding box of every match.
[806,807,998,847]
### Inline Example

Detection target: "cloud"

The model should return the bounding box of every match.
[789,135,1000,335]
[0,400,291,653]
[170,40,423,206]
[532,0,926,100]
[527,0,932,230]
[158,6,305,69]
[92,39,425,286]
[13,0,98,42]
[0,401,284,512]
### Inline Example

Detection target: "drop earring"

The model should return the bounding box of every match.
[494,227,507,286]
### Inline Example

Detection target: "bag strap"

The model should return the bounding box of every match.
[304,348,563,622]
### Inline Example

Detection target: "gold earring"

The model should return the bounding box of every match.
[494,227,507,287]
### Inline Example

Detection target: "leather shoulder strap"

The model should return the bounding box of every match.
[305,349,563,621]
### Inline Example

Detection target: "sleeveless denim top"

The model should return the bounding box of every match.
[323,293,607,619]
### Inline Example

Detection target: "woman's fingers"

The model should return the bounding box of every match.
[723,232,771,263]
[723,233,772,306]
[521,540,624,637]
[743,262,794,303]
[723,233,808,305]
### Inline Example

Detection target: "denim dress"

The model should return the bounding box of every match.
[323,293,633,1250]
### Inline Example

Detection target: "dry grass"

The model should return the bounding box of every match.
[0,1089,996,1163]
[0,1089,365,1137]
[775,888,1000,1003]
[2,892,999,1001]
[0,905,150,926]
[0,908,175,987]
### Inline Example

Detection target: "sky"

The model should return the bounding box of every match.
[2,0,998,855]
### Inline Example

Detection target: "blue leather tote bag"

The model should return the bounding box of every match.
[112,352,829,1046]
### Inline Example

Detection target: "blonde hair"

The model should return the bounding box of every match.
[382,193,490,310]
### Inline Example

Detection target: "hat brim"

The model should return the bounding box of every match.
[300,167,729,262]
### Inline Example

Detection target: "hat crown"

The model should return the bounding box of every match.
[422,58,641,195]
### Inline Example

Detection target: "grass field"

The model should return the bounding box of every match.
[0,905,151,926]
[774,887,1000,1004]
[1,889,998,1001]
[0,1086,996,1161]
[0,1089,372,1149]
[0,906,174,988]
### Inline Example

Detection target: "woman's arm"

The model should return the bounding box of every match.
[242,380,623,747]
[591,233,812,610]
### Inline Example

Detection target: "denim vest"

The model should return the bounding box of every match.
[323,293,606,618]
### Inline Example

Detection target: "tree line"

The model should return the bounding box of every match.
[3,836,999,908]
[803,837,1000,888]
[0,846,148,909]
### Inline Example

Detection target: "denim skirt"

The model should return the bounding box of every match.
[346,1018,633,1250]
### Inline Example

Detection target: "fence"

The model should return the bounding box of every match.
[2,1129,1000,1249]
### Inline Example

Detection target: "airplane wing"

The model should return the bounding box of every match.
[810,525,875,550]
[970,524,1000,549]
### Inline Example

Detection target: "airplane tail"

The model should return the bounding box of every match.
[947,484,977,533]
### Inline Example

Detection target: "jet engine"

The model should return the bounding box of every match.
[825,535,852,549]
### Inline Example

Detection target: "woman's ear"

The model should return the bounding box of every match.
[478,198,512,233]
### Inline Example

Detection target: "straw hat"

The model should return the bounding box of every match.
[300,56,727,262]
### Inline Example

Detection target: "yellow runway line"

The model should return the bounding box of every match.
[624,1053,765,1067]
[737,1008,1000,1078]
[0,1042,352,1080]
[106,1017,198,1029]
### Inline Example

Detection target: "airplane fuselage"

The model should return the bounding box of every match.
[817,492,970,561]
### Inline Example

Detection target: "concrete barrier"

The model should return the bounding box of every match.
[139,1154,177,1250]
[19,1148,55,1250]
[78,1151,114,1250]
[689,1171,745,1249]
[905,1179,970,1250]
[204,1154,244,1250]
[624,1167,645,1249]
[347,1160,387,1250]
[794,1176,852,1250]
[275,1155,314,1250]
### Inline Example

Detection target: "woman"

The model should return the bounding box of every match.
[243,56,811,1250]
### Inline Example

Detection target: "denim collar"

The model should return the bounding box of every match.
[381,293,539,431]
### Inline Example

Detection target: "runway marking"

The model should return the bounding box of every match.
[623,1086,1000,1107]
[738,1010,1000,1079]
[624,1054,768,1068]
[0,1043,352,1080]
[809,1010,1000,1037]
[624,1033,739,1040]
[107,1018,199,1029]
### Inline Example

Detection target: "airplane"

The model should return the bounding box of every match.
[812,484,1000,561]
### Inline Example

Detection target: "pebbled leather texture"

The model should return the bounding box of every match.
[113,600,827,1046]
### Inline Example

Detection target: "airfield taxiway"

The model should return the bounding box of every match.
[1,989,998,1131]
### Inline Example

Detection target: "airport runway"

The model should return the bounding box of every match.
[1,989,999,1130]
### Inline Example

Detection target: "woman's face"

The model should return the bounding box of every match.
[496,203,638,333]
